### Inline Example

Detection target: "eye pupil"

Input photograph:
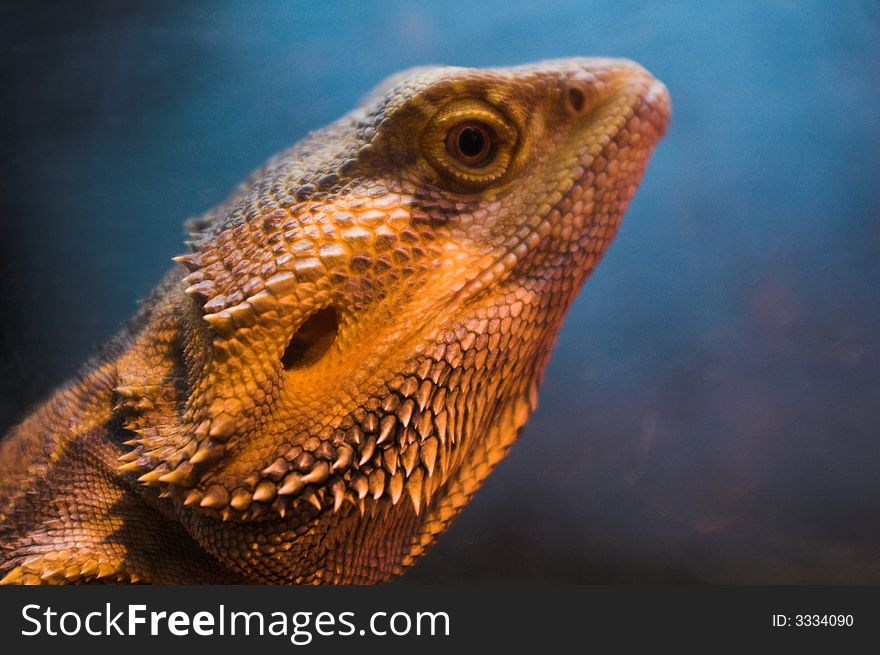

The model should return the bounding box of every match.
[457,126,485,158]
[446,122,493,167]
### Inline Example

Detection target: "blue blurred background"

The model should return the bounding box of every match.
[1,1,878,582]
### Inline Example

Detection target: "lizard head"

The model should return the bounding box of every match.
[122,60,669,543]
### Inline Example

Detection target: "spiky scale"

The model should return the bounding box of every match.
[39,565,64,582]
[80,560,99,578]
[137,468,167,486]
[96,563,117,579]
[303,489,323,511]
[117,450,140,463]
[407,468,424,515]
[377,415,396,446]
[203,312,235,336]
[358,435,377,466]
[401,443,419,477]
[369,469,386,500]
[389,470,404,505]
[382,395,400,413]
[416,380,433,411]
[434,411,448,445]
[400,377,418,397]
[229,489,252,511]
[158,463,195,487]
[352,474,369,500]
[172,253,202,271]
[118,460,146,474]
[301,461,330,485]
[208,414,235,440]
[189,441,225,465]
[199,486,229,509]
[417,410,433,440]
[262,457,289,479]
[397,399,414,428]
[183,489,203,506]
[422,469,435,505]
[184,280,215,300]
[293,451,315,471]
[382,448,398,476]
[362,413,379,433]
[420,437,439,476]
[115,385,140,399]
[279,472,304,496]
[314,441,335,461]
[331,443,354,471]
[264,270,297,295]
[331,478,346,512]
[253,480,277,503]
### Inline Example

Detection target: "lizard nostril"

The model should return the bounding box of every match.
[567,86,586,114]
[281,306,340,371]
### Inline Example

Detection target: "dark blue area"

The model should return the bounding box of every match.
[1,1,878,582]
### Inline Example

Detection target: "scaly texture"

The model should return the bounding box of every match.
[0,59,669,584]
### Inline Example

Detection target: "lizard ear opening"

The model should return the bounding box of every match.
[281,306,340,371]
[567,86,586,114]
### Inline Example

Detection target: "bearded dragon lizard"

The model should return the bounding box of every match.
[0,59,670,584]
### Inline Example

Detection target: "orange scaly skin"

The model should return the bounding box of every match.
[0,59,669,584]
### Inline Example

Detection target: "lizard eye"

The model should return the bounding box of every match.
[421,99,519,191]
[446,122,493,167]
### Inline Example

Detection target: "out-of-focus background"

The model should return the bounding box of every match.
[1,1,878,583]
